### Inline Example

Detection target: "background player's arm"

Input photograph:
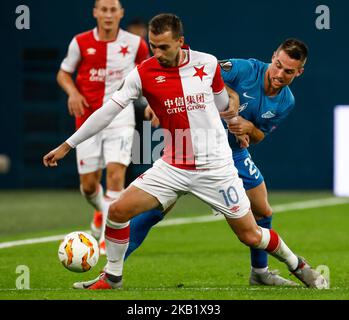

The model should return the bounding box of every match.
[228,116,265,144]
[57,69,90,117]
[144,105,160,127]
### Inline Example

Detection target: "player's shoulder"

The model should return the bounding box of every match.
[136,56,158,73]
[189,49,220,75]
[278,86,295,112]
[283,86,295,106]
[118,28,142,43]
[219,57,261,74]
[190,49,218,65]
[74,29,94,42]
[241,58,266,72]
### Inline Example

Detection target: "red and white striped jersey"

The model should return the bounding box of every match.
[111,45,232,170]
[61,27,149,129]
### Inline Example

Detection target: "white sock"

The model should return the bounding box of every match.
[80,183,104,212]
[256,227,299,271]
[99,190,123,243]
[252,267,268,274]
[105,219,130,277]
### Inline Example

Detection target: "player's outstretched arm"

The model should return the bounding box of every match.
[43,99,125,168]
[43,142,72,167]
[224,84,240,116]
[218,86,240,125]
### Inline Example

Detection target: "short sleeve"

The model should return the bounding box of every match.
[60,37,81,73]
[211,62,225,94]
[135,38,150,65]
[111,67,142,108]
[220,59,254,85]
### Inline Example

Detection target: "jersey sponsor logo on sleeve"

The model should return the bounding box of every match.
[242,92,255,99]
[218,60,232,72]
[261,111,276,119]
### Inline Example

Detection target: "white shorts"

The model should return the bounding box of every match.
[76,126,134,174]
[131,159,251,219]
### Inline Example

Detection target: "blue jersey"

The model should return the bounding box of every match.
[220,58,295,151]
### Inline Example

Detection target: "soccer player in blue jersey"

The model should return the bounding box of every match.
[218,38,308,285]
[121,38,308,286]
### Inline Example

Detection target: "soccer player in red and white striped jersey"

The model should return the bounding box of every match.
[56,0,149,253]
[45,14,327,290]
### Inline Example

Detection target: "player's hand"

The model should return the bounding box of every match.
[68,91,89,117]
[235,134,250,148]
[227,116,253,135]
[219,102,238,123]
[219,87,239,122]
[43,142,72,167]
[144,105,160,128]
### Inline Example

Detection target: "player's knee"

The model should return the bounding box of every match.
[107,164,126,183]
[261,204,273,218]
[80,182,98,196]
[108,201,132,223]
[107,170,123,183]
[237,230,261,248]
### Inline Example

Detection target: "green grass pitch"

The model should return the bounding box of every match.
[0,190,349,300]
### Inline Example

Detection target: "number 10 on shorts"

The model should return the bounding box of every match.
[219,186,239,207]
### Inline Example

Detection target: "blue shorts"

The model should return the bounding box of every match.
[233,149,264,190]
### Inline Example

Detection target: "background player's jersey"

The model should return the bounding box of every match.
[112,46,233,170]
[220,58,295,151]
[61,28,149,129]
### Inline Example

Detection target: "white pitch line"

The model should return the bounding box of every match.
[0,197,348,250]
[0,286,341,292]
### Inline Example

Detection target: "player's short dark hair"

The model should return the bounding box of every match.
[95,0,122,8]
[277,38,308,65]
[149,14,183,39]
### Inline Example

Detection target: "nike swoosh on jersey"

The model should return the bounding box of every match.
[242,92,255,99]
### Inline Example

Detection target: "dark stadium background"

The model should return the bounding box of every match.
[0,0,346,190]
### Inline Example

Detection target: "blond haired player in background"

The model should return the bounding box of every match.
[56,0,149,254]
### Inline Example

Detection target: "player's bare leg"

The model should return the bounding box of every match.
[80,170,105,240]
[246,182,296,286]
[225,210,328,288]
[73,185,161,290]
[98,162,127,255]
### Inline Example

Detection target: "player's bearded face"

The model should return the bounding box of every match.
[268,50,304,89]
[93,0,124,31]
[149,31,184,67]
